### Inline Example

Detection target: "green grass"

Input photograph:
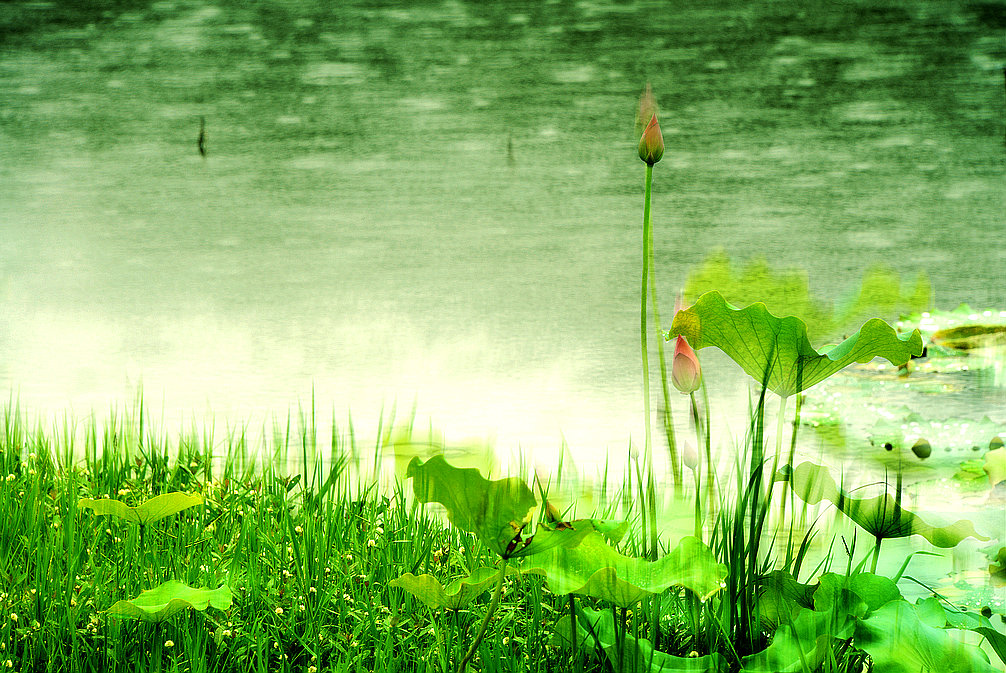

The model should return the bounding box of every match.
[0,403,617,673]
[1,398,1000,673]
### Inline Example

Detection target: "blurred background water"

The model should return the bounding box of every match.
[1,0,1004,472]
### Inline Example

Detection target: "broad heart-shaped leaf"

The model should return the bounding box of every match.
[669,291,923,396]
[389,567,518,610]
[105,580,231,622]
[553,607,726,672]
[855,600,998,673]
[406,456,595,558]
[522,531,727,606]
[787,462,988,548]
[79,492,204,524]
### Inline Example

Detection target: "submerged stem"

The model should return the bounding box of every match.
[458,559,507,673]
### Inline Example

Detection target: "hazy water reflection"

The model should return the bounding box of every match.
[1,0,1004,470]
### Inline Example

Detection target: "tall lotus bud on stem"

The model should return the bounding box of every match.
[638,114,664,166]
[672,335,701,394]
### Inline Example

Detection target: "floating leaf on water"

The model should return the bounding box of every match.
[932,324,1006,351]
[105,580,231,622]
[669,291,923,397]
[991,435,1004,451]
[79,492,204,524]
[786,462,989,547]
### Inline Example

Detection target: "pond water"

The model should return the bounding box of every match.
[2,0,1005,628]
[2,0,1005,465]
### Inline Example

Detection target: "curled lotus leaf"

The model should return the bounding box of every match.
[79,492,203,524]
[787,462,988,547]
[389,567,518,610]
[105,580,231,622]
[522,531,727,606]
[669,291,923,396]
[406,455,597,559]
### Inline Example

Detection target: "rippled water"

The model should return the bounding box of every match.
[1,0,1004,468]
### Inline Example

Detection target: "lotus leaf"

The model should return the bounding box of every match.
[105,580,231,622]
[553,607,726,672]
[854,600,998,673]
[984,448,1006,486]
[787,462,988,547]
[79,492,204,524]
[522,531,727,606]
[389,567,518,610]
[915,597,1006,666]
[668,292,923,396]
[406,455,595,558]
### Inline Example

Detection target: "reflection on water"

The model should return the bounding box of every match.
[1,0,1004,470]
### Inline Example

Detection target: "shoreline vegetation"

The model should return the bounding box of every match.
[2,380,1003,672]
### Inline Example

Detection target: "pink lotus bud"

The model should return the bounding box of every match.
[638,114,664,166]
[672,335,701,394]
[682,441,699,472]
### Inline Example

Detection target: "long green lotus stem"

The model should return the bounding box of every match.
[458,559,507,673]
[640,162,658,562]
[646,227,680,495]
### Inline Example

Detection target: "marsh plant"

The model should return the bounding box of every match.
[1,88,1004,673]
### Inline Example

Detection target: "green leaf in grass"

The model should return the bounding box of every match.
[522,531,727,606]
[668,291,923,396]
[105,580,231,622]
[406,455,598,558]
[389,567,518,610]
[79,492,203,524]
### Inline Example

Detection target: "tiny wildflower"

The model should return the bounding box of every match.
[294,525,303,534]
[164,640,174,648]
[9,613,17,623]
[367,539,376,548]
[274,607,284,615]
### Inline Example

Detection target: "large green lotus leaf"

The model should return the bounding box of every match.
[389,567,518,610]
[741,605,849,673]
[915,597,1006,666]
[406,456,592,558]
[757,570,816,629]
[553,607,726,672]
[787,462,988,548]
[813,572,902,615]
[855,600,998,673]
[984,448,1006,486]
[523,532,727,606]
[105,580,231,622]
[669,292,923,396]
[79,492,204,524]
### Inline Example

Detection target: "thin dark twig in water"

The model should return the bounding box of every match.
[198,116,206,157]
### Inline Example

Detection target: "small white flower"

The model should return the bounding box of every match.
[294,525,303,534]
[222,629,231,637]
[9,613,17,623]
[366,539,376,548]
[274,607,284,615]
[164,640,174,648]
